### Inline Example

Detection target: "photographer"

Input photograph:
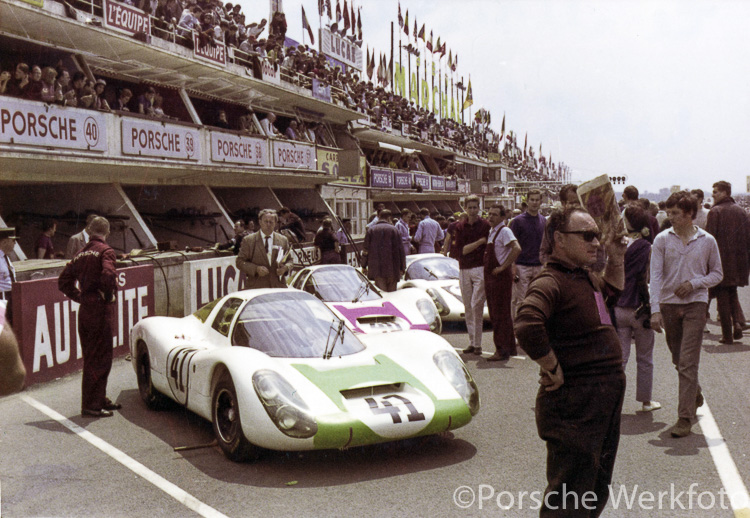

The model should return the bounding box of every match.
[614,203,660,412]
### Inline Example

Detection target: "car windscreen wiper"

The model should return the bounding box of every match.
[351,280,370,303]
[323,317,345,359]
[424,266,439,279]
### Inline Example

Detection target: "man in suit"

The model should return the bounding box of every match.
[236,209,294,289]
[66,213,98,259]
[362,209,405,292]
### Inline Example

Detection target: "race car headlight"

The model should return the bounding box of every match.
[433,351,480,415]
[426,288,450,316]
[417,298,441,333]
[253,370,317,438]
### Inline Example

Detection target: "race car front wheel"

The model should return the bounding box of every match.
[135,341,170,410]
[212,371,257,462]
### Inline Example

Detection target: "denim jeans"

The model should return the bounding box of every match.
[615,306,655,403]
[660,302,707,419]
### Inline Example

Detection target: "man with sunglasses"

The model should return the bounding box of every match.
[650,191,722,438]
[515,207,627,516]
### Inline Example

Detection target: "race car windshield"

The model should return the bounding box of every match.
[304,266,381,302]
[231,291,365,358]
[406,257,460,280]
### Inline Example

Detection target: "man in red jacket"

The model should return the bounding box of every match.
[58,217,120,418]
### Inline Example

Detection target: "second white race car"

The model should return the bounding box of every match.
[398,254,490,322]
[290,264,442,334]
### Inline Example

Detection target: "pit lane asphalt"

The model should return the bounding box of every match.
[2,292,750,517]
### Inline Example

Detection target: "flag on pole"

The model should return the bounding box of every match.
[343,0,350,32]
[418,24,425,41]
[448,50,452,68]
[326,0,332,19]
[388,53,393,85]
[336,0,341,23]
[350,1,355,35]
[500,113,505,141]
[440,41,446,56]
[357,8,362,40]
[452,53,457,71]
[413,18,417,40]
[367,48,375,79]
[318,0,324,17]
[426,31,433,51]
[403,10,409,36]
[397,2,403,28]
[463,78,473,110]
[433,36,441,54]
[302,5,315,44]
[524,133,527,158]
[366,46,370,77]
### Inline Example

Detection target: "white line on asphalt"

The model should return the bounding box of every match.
[697,401,750,518]
[20,395,228,518]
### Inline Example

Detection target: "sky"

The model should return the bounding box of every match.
[239,0,750,196]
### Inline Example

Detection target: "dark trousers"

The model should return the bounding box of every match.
[536,377,626,517]
[79,303,115,411]
[713,286,743,340]
[374,277,398,292]
[485,267,516,357]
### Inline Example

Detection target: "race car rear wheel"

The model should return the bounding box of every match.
[212,371,257,462]
[135,341,170,410]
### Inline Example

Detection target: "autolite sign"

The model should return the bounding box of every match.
[103,0,151,36]
[0,98,107,152]
[13,265,155,386]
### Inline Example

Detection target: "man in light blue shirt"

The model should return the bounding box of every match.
[650,191,722,438]
[413,208,444,254]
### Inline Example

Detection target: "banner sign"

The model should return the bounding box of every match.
[320,28,363,70]
[312,78,332,103]
[13,265,154,386]
[103,0,151,37]
[272,140,315,169]
[370,168,394,189]
[393,171,412,190]
[445,178,458,191]
[401,123,410,137]
[260,59,281,85]
[210,131,268,166]
[122,119,200,160]
[183,257,248,315]
[0,98,107,152]
[193,33,227,66]
[430,176,445,190]
[380,117,393,132]
[316,147,339,176]
[414,173,430,191]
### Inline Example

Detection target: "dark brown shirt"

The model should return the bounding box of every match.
[455,218,491,269]
[514,260,624,383]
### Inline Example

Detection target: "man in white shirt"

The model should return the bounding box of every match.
[236,209,293,289]
[650,191,723,438]
[413,208,444,254]
[0,228,18,328]
[66,213,98,259]
[260,112,281,138]
[485,205,521,361]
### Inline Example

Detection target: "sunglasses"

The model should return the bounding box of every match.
[559,230,602,242]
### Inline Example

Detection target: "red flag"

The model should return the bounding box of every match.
[433,36,441,54]
[524,133,528,158]
[350,1,356,35]
[452,53,457,71]
[326,0,332,19]
[426,31,433,51]
[397,2,403,28]
[440,41,446,56]
[418,24,425,41]
[413,18,417,40]
[318,0,324,17]
[500,114,505,141]
[403,10,409,36]
[367,47,374,79]
[302,5,315,44]
[357,8,362,40]
[388,53,393,86]
[336,0,341,22]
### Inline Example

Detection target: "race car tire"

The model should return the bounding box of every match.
[212,371,257,462]
[135,341,171,410]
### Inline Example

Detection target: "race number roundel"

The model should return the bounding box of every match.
[342,388,435,439]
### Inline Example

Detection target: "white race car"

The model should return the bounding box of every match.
[289,264,442,334]
[130,289,479,462]
[398,254,490,322]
